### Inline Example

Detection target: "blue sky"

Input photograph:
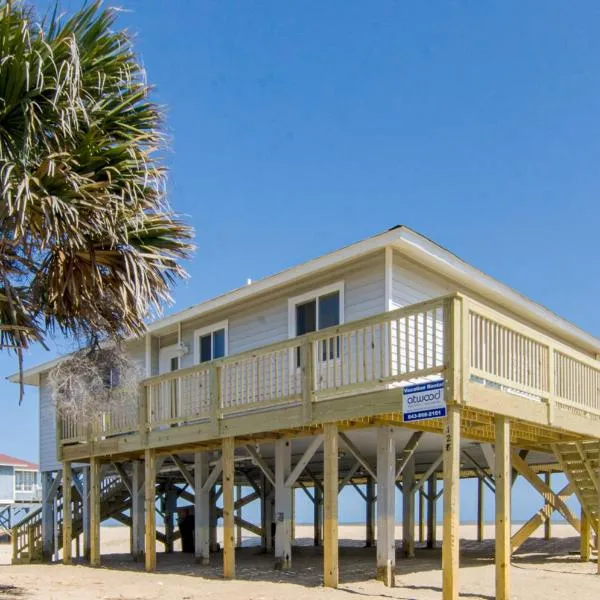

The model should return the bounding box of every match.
[3,0,600,524]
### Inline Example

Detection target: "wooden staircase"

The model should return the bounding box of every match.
[553,440,600,529]
[12,475,131,564]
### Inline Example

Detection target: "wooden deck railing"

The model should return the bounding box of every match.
[58,293,600,446]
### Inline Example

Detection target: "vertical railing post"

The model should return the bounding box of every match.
[138,382,148,446]
[546,346,555,425]
[210,364,221,434]
[444,295,464,403]
[301,340,314,423]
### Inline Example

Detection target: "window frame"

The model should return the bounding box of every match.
[287,281,345,339]
[193,320,229,365]
[14,469,36,493]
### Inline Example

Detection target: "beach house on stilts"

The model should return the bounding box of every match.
[8,226,600,599]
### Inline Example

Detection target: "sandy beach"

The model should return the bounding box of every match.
[0,523,598,599]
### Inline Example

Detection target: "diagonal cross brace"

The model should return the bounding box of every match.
[511,450,580,533]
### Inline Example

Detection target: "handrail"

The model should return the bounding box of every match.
[141,293,459,387]
[58,291,600,447]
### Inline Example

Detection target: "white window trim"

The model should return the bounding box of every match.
[287,281,345,339]
[193,320,229,364]
[14,468,36,493]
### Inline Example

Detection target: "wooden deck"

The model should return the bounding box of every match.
[58,292,600,462]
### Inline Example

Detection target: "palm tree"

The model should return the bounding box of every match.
[0,1,194,397]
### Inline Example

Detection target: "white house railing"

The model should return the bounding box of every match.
[58,293,600,446]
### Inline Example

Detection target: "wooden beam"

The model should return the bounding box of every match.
[412,454,444,495]
[62,463,72,565]
[442,405,460,600]
[477,477,484,542]
[81,467,90,561]
[314,483,322,547]
[544,472,551,540]
[495,416,511,600]
[112,463,132,495]
[222,437,235,579]
[426,474,437,549]
[511,483,573,553]
[338,460,361,492]
[285,435,323,488]
[245,445,275,487]
[396,432,424,480]
[376,426,396,586]
[418,489,425,544]
[512,451,580,533]
[403,454,415,558]
[171,455,195,490]
[90,457,101,568]
[339,432,377,480]
[201,458,222,494]
[580,507,591,562]
[275,438,292,568]
[462,450,495,492]
[323,423,339,589]
[131,460,144,561]
[144,448,156,572]
[366,476,375,548]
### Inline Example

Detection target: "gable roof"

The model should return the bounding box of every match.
[0,453,38,470]
[8,225,600,386]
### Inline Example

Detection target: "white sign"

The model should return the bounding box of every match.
[402,380,446,423]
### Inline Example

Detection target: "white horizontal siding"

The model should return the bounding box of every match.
[345,253,386,321]
[39,373,59,473]
[391,251,452,308]
[170,252,386,369]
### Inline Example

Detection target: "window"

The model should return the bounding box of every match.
[194,321,228,364]
[288,282,344,363]
[15,470,36,492]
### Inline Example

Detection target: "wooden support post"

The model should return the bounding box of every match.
[90,458,101,568]
[81,467,90,561]
[164,482,176,553]
[366,476,375,547]
[418,489,425,544]
[222,437,235,579]
[144,448,156,572]
[291,487,296,543]
[194,452,210,564]
[544,472,552,540]
[581,508,591,562]
[274,438,292,569]
[314,483,322,546]
[236,485,242,547]
[495,417,511,600]
[131,460,145,561]
[323,423,339,589]
[376,426,396,586]
[41,472,55,561]
[260,473,268,550]
[477,476,485,542]
[403,455,415,558]
[209,485,219,552]
[62,463,72,564]
[426,474,437,549]
[442,405,460,600]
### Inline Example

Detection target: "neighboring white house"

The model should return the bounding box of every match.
[0,453,41,540]
[0,453,40,504]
